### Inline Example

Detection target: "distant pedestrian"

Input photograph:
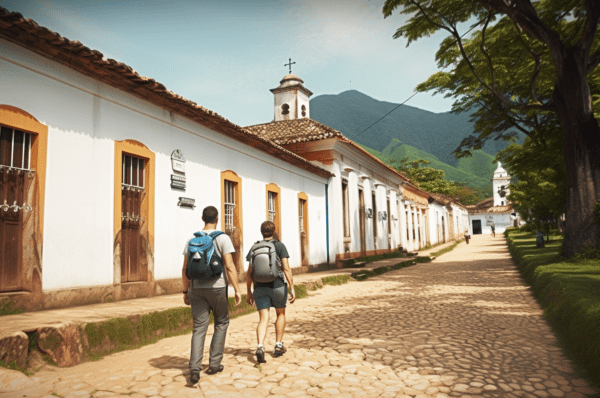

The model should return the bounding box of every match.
[245,221,295,364]
[182,206,241,385]
[491,224,496,237]
[464,230,470,244]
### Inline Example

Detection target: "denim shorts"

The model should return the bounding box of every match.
[254,284,287,310]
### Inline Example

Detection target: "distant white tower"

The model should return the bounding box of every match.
[493,162,511,206]
[270,72,312,122]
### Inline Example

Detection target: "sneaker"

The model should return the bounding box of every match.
[190,371,200,384]
[255,347,266,363]
[206,364,224,375]
[273,343,287,357]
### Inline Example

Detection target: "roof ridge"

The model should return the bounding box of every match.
[0,6,333,179]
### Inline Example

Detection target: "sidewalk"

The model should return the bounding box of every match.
[0,239,460,336]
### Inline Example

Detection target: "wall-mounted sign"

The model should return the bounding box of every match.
[178,197,195,208]
[171,150,186,174]
[171,175,186,190]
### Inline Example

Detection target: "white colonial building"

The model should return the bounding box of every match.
[468,162,517,235]
[428,193,470,245]
[246,74,432,263]
[0,9,332,310]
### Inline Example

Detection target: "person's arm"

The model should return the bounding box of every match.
[223,253,241,306]
[182,256,190,305]
[245,263,254,305]
[281,258,295,303]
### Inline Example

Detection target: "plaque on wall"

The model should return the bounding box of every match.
[171,150,186,174]
[171,174,186,190]
[178,197,195,208]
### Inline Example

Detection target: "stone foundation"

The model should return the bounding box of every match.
[0,278,182,313]
[0,331,28,368]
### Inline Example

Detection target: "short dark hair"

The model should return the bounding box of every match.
[261,221,276,238]
[202,206,219,223]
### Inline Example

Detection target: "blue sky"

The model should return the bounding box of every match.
[1,0,455,127]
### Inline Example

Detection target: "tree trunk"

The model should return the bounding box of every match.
[553,49,600,257]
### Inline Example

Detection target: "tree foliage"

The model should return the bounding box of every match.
[383,0,600,256]
[394,158,486,205]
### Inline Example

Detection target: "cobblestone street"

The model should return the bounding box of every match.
[4,235,599,398]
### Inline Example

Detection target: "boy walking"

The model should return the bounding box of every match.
[245,221,295,363]
[182,206,241,385]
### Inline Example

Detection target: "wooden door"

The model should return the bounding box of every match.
[121,154,145,282]
[472,220,482,235]
[0,126,32,292]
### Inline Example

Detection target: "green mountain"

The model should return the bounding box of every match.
[310,90,516,195]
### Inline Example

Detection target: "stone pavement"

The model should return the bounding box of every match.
[3,234,599,398]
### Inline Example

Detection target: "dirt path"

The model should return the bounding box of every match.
[5,235,598,398]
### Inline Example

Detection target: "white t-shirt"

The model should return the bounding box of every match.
[183,230,235,289]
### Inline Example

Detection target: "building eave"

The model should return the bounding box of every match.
[0,7,332,180]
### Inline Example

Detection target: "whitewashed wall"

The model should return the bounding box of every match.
[1,39,329,291]
[428,202,446,246]
[469,213,512,235]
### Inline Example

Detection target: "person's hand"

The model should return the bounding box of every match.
[183,293,190,306]
[288,288,296,304]
[246,291,254,306]
[234,290,242,307]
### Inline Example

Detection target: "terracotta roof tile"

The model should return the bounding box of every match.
[246,118,412,185]
[0,7,332,179]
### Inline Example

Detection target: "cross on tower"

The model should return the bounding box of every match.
[284,58,296,74]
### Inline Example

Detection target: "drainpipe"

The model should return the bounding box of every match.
[325,183,330,264]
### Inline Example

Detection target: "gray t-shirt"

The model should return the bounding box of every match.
[183,230,235,288]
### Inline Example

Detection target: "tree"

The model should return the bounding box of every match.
[394,158,486,204]
[383,0,600,256]
[395,159,457,194]
[498,136,567,234]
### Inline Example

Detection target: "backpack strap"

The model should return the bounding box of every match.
[209,231,224,239]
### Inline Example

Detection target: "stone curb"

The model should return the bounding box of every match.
[0,275,353,370]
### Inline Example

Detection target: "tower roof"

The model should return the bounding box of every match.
[270,74,313,96]
[493,161,509,179]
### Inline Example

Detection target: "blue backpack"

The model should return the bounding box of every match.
[186,231,224,280]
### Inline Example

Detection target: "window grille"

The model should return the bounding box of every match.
[122,154,145,188]
[224,180,235,231]
[0,126,32,170]
[268,191,276,222]
[299,199,305,233]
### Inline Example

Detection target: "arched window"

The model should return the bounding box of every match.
[281,103,290,115]
[301,105,306,117]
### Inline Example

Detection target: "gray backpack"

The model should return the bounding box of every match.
[250,240,282,283]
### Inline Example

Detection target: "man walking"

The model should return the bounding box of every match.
[182,206,241,385]
[245,221,295,363]
[491,224,496,237]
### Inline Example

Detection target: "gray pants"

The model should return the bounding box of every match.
[188,286,229,373]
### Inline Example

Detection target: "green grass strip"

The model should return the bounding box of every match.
[505,229,600,388]
[351,257,432,281]
[342,251,408,267]
[430,239,463,257]
[321,275,352,286]
[0,301,24,317]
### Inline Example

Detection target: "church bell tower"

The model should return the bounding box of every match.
[493,162,511,207]
[270,60,312,121]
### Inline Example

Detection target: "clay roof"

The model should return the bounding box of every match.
[245,118,412,184]
[0,7,332,179]
[466,197,513,214]
[427,192,467,209]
